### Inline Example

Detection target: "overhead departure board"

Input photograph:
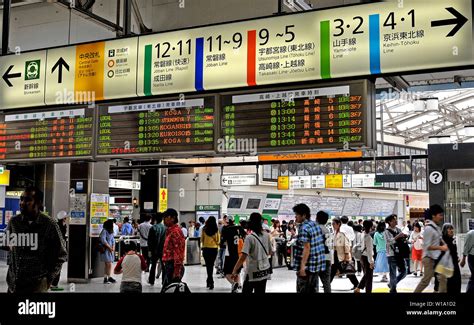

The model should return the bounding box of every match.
[220,80,375,153]
[96,96,216,158]
[0,108,93,162]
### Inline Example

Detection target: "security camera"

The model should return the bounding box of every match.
[207,174,212,181]
[192,174,198,181]
[128,161,132,167]
[140,169,146,176]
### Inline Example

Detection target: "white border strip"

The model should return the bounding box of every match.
[108,99,205,114]
[232,86,351,104]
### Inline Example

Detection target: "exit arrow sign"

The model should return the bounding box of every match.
[431,7,468,37]
[52,57,70,84]
[2,65,21,87]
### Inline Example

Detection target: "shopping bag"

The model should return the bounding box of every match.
[434,251,454,278]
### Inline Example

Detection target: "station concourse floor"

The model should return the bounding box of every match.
[0,261,469,293]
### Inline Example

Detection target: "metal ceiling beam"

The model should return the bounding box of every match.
[407,116,474,143]
[1,0,11,55]
[56,0,124,33]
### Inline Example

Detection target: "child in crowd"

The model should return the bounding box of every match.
[114,241,147,293]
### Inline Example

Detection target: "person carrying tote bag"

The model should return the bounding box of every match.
[330,217,359,290]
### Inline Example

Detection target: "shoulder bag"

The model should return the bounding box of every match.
[251,233,273,279]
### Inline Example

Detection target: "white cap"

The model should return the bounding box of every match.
[56,211,68,220]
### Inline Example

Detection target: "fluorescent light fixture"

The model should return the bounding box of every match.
[425,98,439,115]
[429,136,451,144]
[464,125,474,137]
[294,0,312,10]
[283,0,312,11]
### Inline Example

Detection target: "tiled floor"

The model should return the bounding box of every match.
[0,260,469,293]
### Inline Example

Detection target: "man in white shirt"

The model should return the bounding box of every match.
[112,218,119,237]
[137,215,153,272]
[340,216,355,243]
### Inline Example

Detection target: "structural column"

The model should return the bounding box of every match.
[68,161,109,282]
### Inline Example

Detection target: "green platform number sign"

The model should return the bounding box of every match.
[25,60,41,81]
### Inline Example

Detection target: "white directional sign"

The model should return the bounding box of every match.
[0,0,472,110]
[311,175,326,189]
[0,51,47,109]
[221,174,257,186]
[351,174,377,188]
[343,175,352,188]
[109,179,141,190]
[290,176,312,189]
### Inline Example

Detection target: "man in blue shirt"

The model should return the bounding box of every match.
[293,203,327,293]
[121,217,134,236]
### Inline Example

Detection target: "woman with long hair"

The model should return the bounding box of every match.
[231,212,273,293]
[99,219,116,284]
[201,216,220,289]
[442,223,462,293]
[409,222,424,276]
[373,221,389,282]
[271,220,287,267]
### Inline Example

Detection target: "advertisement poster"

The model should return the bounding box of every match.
[90,193,109,237]
[69,193,87,225]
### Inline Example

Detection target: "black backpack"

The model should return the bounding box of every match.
[387,228,410,259]
[161,282,191,294]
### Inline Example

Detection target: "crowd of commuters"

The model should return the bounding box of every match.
[2,186,474,295]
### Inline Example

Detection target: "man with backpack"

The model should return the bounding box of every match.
[414,205,448,293]
[221,217,246,292]
[147,213,166,286]
[384,214,409,293]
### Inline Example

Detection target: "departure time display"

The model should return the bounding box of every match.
[96,97,215,157]
[220,80,375,153]
[0,108,93,162]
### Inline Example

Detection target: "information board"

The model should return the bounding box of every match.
[220,80,375,153]
[0,108,93,162]
[1,0,471,110]
[96,96,216,158]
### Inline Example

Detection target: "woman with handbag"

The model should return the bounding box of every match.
[231,212,273,293]
[441,223,461,293]
[330,217,360,290]
[201,216,220,290]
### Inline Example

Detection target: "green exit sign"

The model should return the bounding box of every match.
[0,166,4,174]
